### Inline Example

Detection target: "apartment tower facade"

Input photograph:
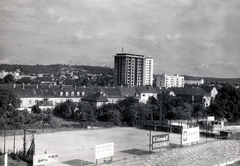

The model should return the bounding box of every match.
[114,53,153,86]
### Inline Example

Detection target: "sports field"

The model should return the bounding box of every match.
[1,127,215,165]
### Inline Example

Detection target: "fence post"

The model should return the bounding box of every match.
[4,153,7,166]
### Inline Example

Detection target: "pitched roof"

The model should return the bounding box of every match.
[81,92,108,102]
[201,86,216,93]
[135,86,158,94]
[102,87,122,98]
[118,87,139,98]
[10,84,96,98]
[168,87,210,96]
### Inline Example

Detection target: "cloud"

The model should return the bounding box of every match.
[165,33,182,41]
[198,63,208,69]
[173,33,182,40]
[97,32,105,39]
[143,34,157,41]
[0,59,10,64]
[174,0,192,6]
[58,16,66,23]
[217,61,237,67]
[48,7,56,15]
[75,29,92,40]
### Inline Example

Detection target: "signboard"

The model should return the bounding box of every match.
[33,153,59,166]
[152,134,169,150]
[182,127,199,144]
[95,142,114,159]
[207,116,215,121]
[198,116,215,122]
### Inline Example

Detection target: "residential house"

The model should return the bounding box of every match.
[81,92,109,108]
[201,86,218,99]
[168,87,211,107]
[135,86,158,103]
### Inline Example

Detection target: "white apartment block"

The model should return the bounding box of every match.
[156,73,184,88]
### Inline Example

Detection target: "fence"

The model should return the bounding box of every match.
[0,154,8,166]
[98,139,240,166]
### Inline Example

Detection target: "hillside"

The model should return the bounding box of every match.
[184,75,240,85]
[0,64,114,76]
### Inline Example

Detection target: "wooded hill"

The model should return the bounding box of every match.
[0,64,114,76]
[184,75,240,85]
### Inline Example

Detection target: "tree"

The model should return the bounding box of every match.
[107,109,122,125]
[0,86,20,117]
[122,106,137,126]
[192,103,206,118]
[4,74,14,84]
[118,97,138,109]
[75,101,96,121]
[209,84,240,122]
[17,77,32,84]
[53,100,76,119]
[81,78,90,87]
[31,105,42,114]
[97,103,121,122]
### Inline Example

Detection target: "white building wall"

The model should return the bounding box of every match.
[184,79,204,85]
[144,57,153,86]
[19,97,82,110]
[139,93,157,104]
[157,73,184,88]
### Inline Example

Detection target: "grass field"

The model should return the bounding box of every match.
[1,127,215,165]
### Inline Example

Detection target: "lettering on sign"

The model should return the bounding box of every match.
[95,142,114,159]
[33,153,58,166]
[152,134,169,150]
[152,141,169,149]
[182,127,199,144]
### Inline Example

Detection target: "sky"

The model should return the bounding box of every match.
[0,0,240,78]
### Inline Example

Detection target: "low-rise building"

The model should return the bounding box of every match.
[156,73,184,88]
[184,78,204,85]
[201,86,218,99]
[168,87,211,107]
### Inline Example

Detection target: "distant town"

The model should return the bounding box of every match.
[0,52,239,112]
[1,53,240,165]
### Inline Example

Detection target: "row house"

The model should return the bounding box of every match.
[8,84,160,111]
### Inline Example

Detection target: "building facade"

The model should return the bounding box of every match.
[113,53,153,87]
[156,73,184,88]
[184,78,204,85]
[143,57,153,86]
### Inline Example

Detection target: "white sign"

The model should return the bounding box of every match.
[207,116,215,121]
[152,134,169,150]
[33,153,59,166]
[95,142,114,159]
[153,141,169,149]
[182,127,199,144]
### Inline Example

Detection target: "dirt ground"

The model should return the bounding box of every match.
[1,127,217,166]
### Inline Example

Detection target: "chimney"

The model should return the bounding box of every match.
[22,83,25,89]
[74,85,77,90]
[13,84,16,89]
[100,91,105,96]
[36,84,38,89]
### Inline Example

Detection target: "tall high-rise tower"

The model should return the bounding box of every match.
[113,53,153,86]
